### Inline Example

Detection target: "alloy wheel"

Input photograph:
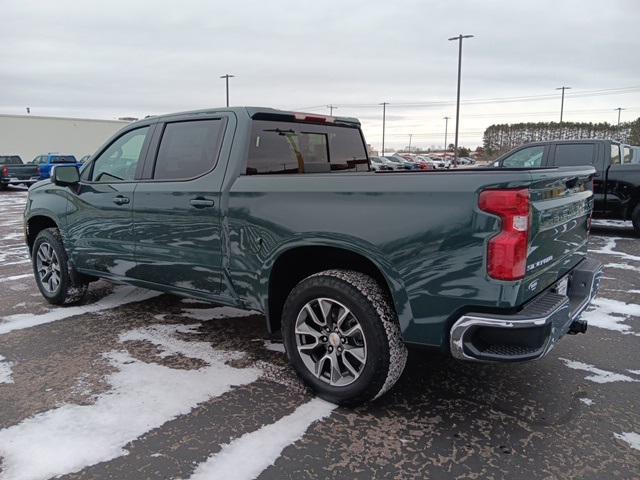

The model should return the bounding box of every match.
[295,297,367,387]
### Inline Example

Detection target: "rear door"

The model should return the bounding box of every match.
[132,116,228,294]
[66,125,153,277]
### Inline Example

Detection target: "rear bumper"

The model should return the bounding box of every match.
[1,177,40,185]
[450,257,602,362]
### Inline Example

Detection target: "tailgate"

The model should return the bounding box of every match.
[520,166,595,303]
[6,166,39,179]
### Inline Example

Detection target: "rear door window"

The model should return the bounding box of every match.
[501,146,544,167]
[246,121,368,174]
[554,144,595,166]
[153,119,225,180]
[611,144,621,165]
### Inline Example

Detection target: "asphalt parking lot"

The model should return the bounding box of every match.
[0,187,639,480]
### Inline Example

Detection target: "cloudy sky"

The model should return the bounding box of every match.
[1,0,639,150]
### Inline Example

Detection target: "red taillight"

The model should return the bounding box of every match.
[1,166,8,177]
[293,113,335,124]
[479,189,530,281]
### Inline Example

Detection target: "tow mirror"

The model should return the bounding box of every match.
[52,165,80,187]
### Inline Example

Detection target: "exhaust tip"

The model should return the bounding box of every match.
[568,319,588,335]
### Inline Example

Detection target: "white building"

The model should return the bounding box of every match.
[0,114,130,163]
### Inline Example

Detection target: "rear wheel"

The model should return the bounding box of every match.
[282,269,407,406]
[632,204,640,237]
[32,228,88,305]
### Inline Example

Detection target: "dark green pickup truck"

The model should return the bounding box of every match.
[24,107,602,405]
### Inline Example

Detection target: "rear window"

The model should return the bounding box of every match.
[611,144,621,165]
[623,146,632,164]
[246,120,369,175]
[0,156,22,165]
[153,119,225,180]
[554,144,595,167]
[50,155,77,164]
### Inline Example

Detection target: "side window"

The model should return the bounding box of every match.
[91,127,149,182]
[502,146,544,168]
[611,144,621,165]
[153,120,224,180]
[554,144,594,166]
[623,146,632,164]
[246,120,368,174]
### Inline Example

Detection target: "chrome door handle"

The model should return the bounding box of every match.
[112,195,130,205]
[190,198,215,208]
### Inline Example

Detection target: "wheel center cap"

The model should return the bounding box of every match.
[329,332,340,348]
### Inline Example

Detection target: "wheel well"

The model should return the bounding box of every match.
[267,246,393,333]
[26,216,58,253]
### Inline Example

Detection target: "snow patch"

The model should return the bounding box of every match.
[628,370,640,376]
[579,398,593,406]
[0,273,32,284]
[188,398,336,480]
[180,306,258,321]
[603,263,639,272]
[0,286,161,335]
[263,340,286,354]
[581,297,640,335]
[0,323,261,480]
[0,355,15,384]
[560,358,639,384]
[614,432,640,451]
[589,237,640,263]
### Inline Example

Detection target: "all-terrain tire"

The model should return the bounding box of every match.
[632,204,640,237]
[282,269,407,406]
[32,228,88,305]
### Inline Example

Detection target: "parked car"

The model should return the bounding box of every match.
[383,155,417,170]
[24,106,601,405]
[31,154,82,179]
[410,156,435,170]
[369,156,394,171]
[492,139,640,236]
[0,155,40,189]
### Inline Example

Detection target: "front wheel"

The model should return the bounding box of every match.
[32,228,88,305]
[282,269,407,406]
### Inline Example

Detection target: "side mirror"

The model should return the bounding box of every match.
[52,165,80,187]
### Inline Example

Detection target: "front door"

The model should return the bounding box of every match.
[132,117,227,295]
[66,126,151,277]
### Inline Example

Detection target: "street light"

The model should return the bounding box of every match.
[443,116,450,158]
[327,105,337,116]
[408,133,413,153]
[448,34,474,166]
[380,102,389,155]
[556,86,571,123]
[615,107,625,126]
[220,74,235,107]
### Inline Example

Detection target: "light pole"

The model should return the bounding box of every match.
[380,102,389,155]
[327,105,337,116]
[220,74,235,107]
[443,116,450,158]
[448,34,474,166]
[408,133,413,153]
[556,86,571,123]
[615,107,625,126]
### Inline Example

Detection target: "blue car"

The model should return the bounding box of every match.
[30,154,81,179]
